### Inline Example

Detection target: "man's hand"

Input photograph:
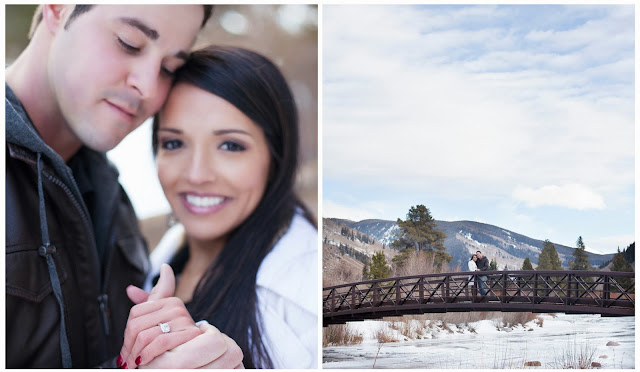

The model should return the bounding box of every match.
[139,322,245,369]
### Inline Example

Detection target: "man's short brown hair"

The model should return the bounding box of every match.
[28,5,213,39]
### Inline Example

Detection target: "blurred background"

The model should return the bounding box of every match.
[5,4,318,249]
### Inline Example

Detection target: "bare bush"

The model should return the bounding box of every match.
[322,324,363,347]
[388,318,415,339]
[547,338,597,369]
[392,250,438,277]
[323,254,362,287]
[494,312,539,328]
[375,324,398,343]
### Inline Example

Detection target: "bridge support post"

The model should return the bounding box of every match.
[373,282,380,306]
[419,278,424,303]
[351,285,356,310]
[603,275,610,301]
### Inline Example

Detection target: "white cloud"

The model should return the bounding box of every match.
[512,184,606,210]
[324,5,633,205]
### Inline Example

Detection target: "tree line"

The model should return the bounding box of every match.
[340,226,375,245]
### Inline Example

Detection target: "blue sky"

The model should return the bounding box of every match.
[323,5,635,254]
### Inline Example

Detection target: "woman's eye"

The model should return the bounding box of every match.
[220,141,246,152]
[161,139,183,151]
[117,37,140,53]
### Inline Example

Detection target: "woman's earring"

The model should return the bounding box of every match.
[167,212,178,227]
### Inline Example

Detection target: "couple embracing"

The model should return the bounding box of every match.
[6,5,317,369]
[468,251,489,296]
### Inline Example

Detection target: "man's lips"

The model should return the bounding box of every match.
[105,100,137,119]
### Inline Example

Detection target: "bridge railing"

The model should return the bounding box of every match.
[323,270,634,323]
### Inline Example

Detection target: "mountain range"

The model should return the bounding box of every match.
[328,218,616,270]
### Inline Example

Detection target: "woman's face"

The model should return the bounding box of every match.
[472,256,477,261]
[156,83,271,243]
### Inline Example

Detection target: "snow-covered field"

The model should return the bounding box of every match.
[323,314,634,369]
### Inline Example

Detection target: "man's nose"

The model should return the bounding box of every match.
[127,58,161,101]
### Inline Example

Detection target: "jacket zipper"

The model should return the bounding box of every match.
[44,171,112,336]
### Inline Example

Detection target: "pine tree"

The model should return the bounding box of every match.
[522,257,534,270]
[537,240,562,270]
[368,251,390,279]
[362,261,370,280]
[610,248,634,289]
[489,258,498,271]
[569,236,592,271]
[390,205,451,268]
[611,249,633,273]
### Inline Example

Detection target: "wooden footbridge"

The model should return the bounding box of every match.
[323,270,634,326]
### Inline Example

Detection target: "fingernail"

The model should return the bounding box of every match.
[117,355,124,367]
[135,356,141,366]
[122,362,128,369]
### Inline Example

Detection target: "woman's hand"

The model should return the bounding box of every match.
[119,264,244,368]
[119,264,202,368]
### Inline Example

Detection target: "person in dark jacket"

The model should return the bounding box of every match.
[5,5,241,368]
[476,251,490,295]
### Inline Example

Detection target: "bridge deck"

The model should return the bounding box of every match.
[323,270,634,326]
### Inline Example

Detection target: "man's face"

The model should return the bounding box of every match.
[47,5,203,152]
[476,252,483,259]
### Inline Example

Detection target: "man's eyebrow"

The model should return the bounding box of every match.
[119,17,158,40]
[118,17,189,61]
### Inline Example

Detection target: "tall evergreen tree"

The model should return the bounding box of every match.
[368,251,390,279]
[569,236,592,270]
[390,205,451,268]
[522,257,534,270]
[489,258,498,271]
[611,248,633,273]
[537,240,562,270]
[610,248,634,290]
[362,261,370,280]
[622,242,635,264]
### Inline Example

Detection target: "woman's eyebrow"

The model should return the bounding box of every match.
[213,129,251,135]
[158,128,182,134]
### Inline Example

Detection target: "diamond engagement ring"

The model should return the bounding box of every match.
[158,322,171,334]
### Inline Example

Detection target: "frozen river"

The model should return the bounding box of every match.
[323,314,635,369]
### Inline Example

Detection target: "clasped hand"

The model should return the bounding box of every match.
[119,264,244,369]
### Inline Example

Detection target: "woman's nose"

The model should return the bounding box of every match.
[185,148,216,185]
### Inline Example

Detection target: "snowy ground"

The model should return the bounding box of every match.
[323,314,635,369]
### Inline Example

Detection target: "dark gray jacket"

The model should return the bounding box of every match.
[6,84,150,368]
[476,256,490,271]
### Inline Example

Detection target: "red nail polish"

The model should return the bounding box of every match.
[135,356,141,365]
[122,362,128,369]
[117,355,124,367]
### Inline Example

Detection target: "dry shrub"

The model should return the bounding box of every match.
[497,312,540,328]
[322,324,363,347]
[392,250,438,277]
[388,318,415,338]
[375,324,398,343]
[323,255,362,287]
[547,338,597,369]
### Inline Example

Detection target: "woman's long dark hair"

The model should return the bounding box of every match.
[152,46,315,368]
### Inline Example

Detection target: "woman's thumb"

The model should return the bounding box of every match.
[148,263,176,301]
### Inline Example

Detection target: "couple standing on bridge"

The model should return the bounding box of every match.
[468,251,490,296]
